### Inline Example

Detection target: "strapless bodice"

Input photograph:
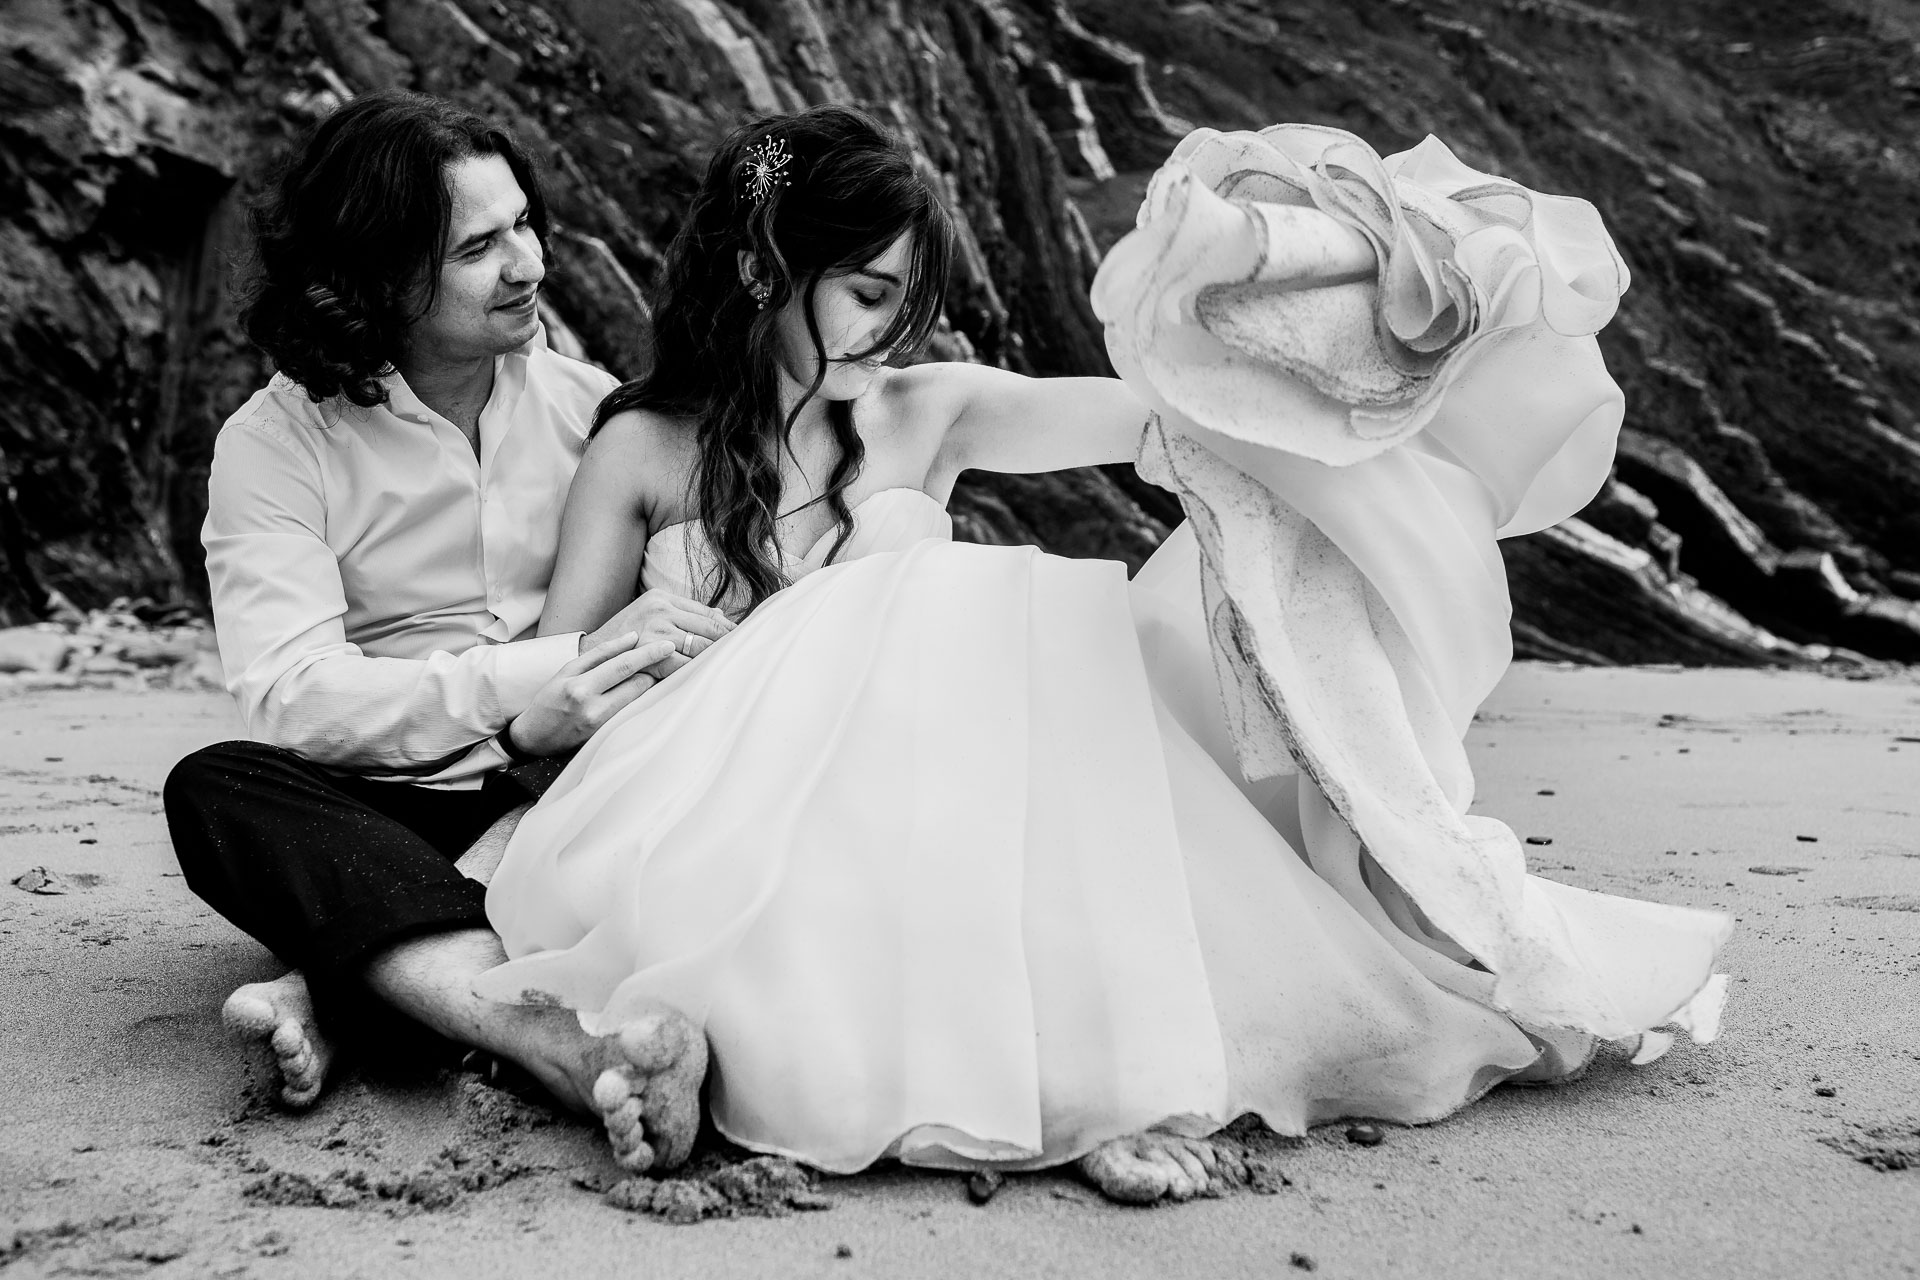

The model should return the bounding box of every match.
[640,486,954,601]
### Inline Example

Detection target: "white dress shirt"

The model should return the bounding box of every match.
[203,326,618,787]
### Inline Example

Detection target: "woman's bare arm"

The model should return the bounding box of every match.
[909,363,1151,494]
[537,410,732,678]
[538,417,656,637]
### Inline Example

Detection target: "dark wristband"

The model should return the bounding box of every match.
[494,724,541,764]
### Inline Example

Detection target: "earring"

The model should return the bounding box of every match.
[748,281,771,309]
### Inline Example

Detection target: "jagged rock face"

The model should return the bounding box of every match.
[3,0,1918,667]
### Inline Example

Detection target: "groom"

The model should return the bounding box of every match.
[163,91,728,1172]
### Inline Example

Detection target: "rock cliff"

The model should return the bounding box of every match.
[4,0,1918,666]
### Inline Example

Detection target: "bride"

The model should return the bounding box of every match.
[476,105,1731,1203]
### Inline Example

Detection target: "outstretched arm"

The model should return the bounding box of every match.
[913,362,1151,492]
[909,201,1385,488]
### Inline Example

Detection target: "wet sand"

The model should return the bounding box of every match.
[2,664,1916,1278]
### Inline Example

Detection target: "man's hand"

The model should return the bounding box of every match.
[508,632,679,757]
[581,589,734,679]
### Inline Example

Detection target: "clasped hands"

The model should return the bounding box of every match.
[506,589,736,757]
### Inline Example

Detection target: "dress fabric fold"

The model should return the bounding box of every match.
[1092,123,1730,1047]
[479,125,1731,1174]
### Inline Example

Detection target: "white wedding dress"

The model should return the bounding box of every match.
[478,126,1731,1174]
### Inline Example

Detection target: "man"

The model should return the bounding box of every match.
[164,91,728,1173]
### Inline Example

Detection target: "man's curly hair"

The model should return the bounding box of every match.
[237,91,550,406]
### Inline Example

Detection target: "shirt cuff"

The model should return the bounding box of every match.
[491,631,582,722]
[462,736,513,781]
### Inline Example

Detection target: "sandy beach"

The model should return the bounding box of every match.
[2,662,1916,1279]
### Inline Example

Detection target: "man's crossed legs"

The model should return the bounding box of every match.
[164,742,703,1172]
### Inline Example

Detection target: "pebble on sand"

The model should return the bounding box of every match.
[1795,835,1818,842]
[967,1169,1003,1204]
[1525,836,1553,846]
[1290,1251,1318,1271]
[1345,1124,1385,1147]
[12,867,72,895]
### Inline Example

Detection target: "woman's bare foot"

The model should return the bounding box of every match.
[1079,1130,1246,1204]
[506,1005,708,1172]
[222,971,334,1108]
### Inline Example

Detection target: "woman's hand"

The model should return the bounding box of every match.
[581,588,736,678]
[506,632,679,757]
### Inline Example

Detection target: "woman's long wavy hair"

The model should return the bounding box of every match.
[597,105,952,614]
[237,91,550,406]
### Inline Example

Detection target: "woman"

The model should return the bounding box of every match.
[478,106,1730,1203]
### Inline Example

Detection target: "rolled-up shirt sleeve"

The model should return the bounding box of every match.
[204,421,579,770]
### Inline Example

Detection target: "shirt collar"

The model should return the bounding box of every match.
[374,323,548,426]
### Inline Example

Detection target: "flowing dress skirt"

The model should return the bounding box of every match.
[479,524,1723,1173]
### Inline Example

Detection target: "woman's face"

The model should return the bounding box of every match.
[770,231,914,401]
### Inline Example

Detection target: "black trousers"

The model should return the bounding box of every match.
[164,740,551,995]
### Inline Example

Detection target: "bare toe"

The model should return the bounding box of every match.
[1161,1146,1208,1200]
[267,1020,320,1104]
[592,1074,656,1171]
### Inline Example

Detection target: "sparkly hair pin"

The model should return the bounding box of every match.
[741,135,794,204]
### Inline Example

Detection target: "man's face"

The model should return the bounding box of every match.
[405,153,545,366]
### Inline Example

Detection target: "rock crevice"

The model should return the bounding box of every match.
[5,0,1918,666]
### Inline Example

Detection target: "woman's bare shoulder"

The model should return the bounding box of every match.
[864,362,970,443]
[587,407,701,524]
[594,405,699,456]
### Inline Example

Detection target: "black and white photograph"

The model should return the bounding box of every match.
[0,0,1915,1274]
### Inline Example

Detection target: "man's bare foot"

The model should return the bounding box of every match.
[1079,1130,1247,1205]
[360,927,707,1173]
[222,971,334,1109]
[507,1004,708,1173]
